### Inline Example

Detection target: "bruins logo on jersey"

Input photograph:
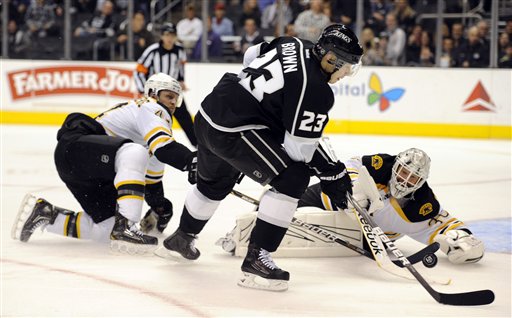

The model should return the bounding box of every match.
[419,202,434,216]
[371,155,383,170]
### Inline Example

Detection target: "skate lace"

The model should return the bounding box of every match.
[258,249,277,270]
[129,223,145,237]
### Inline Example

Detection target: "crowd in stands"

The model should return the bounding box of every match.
[2,0,511,68]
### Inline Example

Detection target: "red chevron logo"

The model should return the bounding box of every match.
[462,81,496,112]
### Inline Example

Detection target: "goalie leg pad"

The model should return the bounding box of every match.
[227,208,362,258]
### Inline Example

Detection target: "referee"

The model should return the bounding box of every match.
[134,23,197,146]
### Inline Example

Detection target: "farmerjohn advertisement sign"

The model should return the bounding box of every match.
[1,60,510,139]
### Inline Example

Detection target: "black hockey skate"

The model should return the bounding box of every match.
[12,194,60,242]
[110,212,158,255]
[162,229,200,260]
[238,243,290,292]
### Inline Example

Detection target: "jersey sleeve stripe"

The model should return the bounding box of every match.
[428,217,458,243]
[389,197,412,223]
[144,126,173,141]
[136,63,148,74]
[147,131,172,146]
[149,136,173,153]
[117,195,144,201]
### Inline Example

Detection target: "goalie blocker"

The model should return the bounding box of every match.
[217,207,363,258]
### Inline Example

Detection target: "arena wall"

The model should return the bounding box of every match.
[1,60,510,139]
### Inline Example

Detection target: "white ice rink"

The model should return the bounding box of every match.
[1,124,511,317]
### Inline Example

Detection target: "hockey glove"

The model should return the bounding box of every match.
[434,229,484,264]
[319,161,353,210]
[186,152,198,185]
[140,198,173,233]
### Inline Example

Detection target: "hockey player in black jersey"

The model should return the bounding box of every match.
[160,24,364,291]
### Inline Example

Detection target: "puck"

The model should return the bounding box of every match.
[422,253,438,268]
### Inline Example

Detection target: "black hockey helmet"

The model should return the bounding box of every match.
[161,22,176,34]
[313,24,363,66]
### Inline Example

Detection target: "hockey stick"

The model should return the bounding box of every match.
[230,189,437,268]
[349,169,495,305]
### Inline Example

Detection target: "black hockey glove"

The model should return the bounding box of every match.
[140,198,173,233]
[318,161,353,209]
[186,152,197,185]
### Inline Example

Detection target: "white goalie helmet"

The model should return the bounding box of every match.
[389,148,431,199]
[144,73,183,107]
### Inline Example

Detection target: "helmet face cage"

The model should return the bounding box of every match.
[389,148,431,198]
[144,73,183,107]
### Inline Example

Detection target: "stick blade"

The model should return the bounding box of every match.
[439,289,495,306]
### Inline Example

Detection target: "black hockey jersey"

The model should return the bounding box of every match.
[199,36,333,142]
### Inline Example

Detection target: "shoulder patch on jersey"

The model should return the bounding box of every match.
[371,155,383,170]
[419,202,434,217]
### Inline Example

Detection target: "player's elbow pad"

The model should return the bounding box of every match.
[154,141,194,171]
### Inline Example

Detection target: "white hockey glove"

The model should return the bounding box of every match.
[434,229,484,264]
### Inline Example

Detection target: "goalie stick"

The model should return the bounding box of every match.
[348,167,495,306]
[229,189,438,269]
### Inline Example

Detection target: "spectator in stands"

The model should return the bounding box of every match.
[116,11,153,60]
[192,17,223,61]
[418,31,435,66]
[439,37,456,68]
[384,12,406,66]
[74,0,116,38]
[331,0,357,29]
[8,0,30,28]
[283,23,298,37]
[212,2,235,36]
[361,27,385,66]
[456,25,489,68]
[498,43,512,68]
[505,19,512,42]
[476,20,490,46]
[239,0,261,29]
[392,0,416,34]
[405,24,422,65]
[73,0,117,60]
[498,32,510,61]
[177,4,203,52]
[450,22,466,52]
[25,0,58,39]
[365,0,392,35]
[236,18,264,55]
[294,0,330,42]
[7,19,30,59]
[261,0,295,36]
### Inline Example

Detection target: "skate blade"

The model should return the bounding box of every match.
[11,193,37,241]
[237,272,288,292]
[110,240,157,256]
[153,246,196,263]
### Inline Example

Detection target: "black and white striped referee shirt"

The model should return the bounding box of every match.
[134,41,187,93]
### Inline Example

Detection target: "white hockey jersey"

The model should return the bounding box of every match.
[302,156,468,246]
[95,97,176,184]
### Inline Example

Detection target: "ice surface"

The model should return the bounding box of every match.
[1,125,510,317]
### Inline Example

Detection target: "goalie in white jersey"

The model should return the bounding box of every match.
[222,148,485,265]
[12,73,197,254]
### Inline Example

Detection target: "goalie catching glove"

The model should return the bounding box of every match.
[434,229,484,264]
